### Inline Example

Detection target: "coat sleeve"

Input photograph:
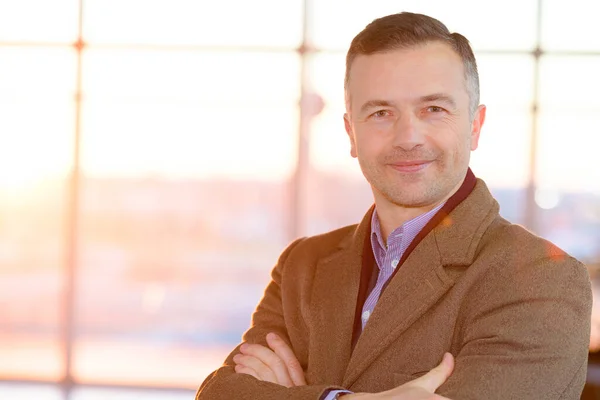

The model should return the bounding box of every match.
[196,238,344,400]
[438,253,592,400]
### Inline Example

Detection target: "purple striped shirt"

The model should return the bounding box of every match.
[360,202,446,329]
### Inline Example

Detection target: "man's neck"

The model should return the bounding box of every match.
[373,179,464,242]
[375,202,443,243]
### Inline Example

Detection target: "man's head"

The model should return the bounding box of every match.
[343,12,486,211]
[345,12,480,116]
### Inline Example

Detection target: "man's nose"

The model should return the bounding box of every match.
[392,113,425,151]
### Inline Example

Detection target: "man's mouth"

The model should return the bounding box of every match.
[388,160,433,172]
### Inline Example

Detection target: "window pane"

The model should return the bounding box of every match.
[72,387,194,400]
[539,56,600,110]
[81,50,299,179]
[534,187,600,262]
[306,170,374,236]
[537,55,600,193]
[473,53,535,213]
[308,0,537,51]
[306,53,349,173]
[75,49,298,387]
[535,122,600,261]
[0,48,74,381]
[0,0,79,43]
[478,54,535,110]
[537,55,600,260]
[83,0,303,47]
[75,178,289,387]
[542,0,600,52]
[0,47,77,101]
[536,112,600,193]
[0,383,63,400]
[471,109,532,186]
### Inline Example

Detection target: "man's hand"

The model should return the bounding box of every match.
[233,332,306,387]
[344,353,455,399]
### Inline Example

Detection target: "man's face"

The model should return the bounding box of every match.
[344,41,485,209]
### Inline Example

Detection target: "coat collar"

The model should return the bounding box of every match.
[433,178,499,266]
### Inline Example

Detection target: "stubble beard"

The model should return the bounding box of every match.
[359,152,463,209]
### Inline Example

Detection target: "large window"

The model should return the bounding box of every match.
[75,48,299,387]
[0,1,598,398]
[0,46,75,382]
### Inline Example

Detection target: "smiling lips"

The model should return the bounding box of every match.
[389,160,433,173]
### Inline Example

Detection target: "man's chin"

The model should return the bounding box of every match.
[389,197,438,209]
[382,182,449,209]
[383,190,438,209]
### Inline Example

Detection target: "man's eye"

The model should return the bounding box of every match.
[372,110,390,118]
[427,106,445,113]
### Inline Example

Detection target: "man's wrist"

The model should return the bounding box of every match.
[323,389,353,400]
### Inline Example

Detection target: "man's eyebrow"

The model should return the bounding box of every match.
[359,100,396,114]
[419,93,457,108]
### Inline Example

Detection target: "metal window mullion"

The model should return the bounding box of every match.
[289,0,311,241]
[62,0,85,399]
[524,0,544,233]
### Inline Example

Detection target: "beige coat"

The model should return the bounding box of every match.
[197,179,592,399]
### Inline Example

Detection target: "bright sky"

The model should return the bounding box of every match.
[0,0,599,193]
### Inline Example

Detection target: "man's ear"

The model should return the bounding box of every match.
[470,104,486,151]
[344,113,357,158]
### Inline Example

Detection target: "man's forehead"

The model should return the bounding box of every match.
[348,43,463,79]
[346,44,467,108]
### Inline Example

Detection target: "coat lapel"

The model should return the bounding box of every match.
[306,207,373,385]
[342,234,454,387]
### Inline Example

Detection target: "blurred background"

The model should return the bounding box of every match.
[0,0,599,399]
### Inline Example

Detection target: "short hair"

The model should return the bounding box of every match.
[345,12,480,115]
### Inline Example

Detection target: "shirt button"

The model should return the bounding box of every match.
[391,259,399,269]
[362,310,371,322]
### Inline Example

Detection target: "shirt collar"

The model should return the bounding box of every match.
[371,200,446,253]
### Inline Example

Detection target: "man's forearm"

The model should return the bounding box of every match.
[197,366,344,400]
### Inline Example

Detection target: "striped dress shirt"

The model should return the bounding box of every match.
[360,202,446,329]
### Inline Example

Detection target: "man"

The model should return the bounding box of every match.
[197,12,592,400]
